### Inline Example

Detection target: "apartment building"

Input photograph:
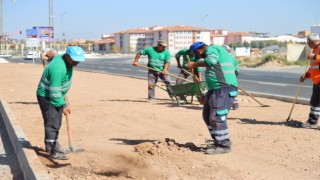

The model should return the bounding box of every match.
[152,25,211,54]
[114,25,210,54]
[210,29,228,45]
[114,28,150,53]
[225,32,253,44]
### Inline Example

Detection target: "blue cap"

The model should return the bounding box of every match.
[190,42,206,53]
[66,46,85,62]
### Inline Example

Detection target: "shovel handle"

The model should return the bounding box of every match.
[186,55,203,99]
[65,112,73,150]
[135,64,193,83]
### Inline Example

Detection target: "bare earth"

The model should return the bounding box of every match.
[0,63,319,180]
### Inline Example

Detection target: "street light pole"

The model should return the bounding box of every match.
[201,14,208,26]
[61,11,68,41]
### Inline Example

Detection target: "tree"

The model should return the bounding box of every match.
[258,41,266,49]
[250,41,258,48]
[243,41,250,47]
[230,42,238,48]
[266,41,272,47]
[236,42,244,47]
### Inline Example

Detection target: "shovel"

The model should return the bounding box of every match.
[65,112,85,153]
[286,64,309,121]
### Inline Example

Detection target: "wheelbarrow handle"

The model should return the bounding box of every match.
[186,55,204,100]
[136,64,193,83]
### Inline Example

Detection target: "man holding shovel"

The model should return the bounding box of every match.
[175,47,202,85]
[300,33,320,129]
[222,45,239,110]
[133,40,173,102]
[36,46,85,160]
[188,42,238,154]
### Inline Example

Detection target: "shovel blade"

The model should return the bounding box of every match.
[65,147,85,153]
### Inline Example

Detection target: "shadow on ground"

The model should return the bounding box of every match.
[33,146,71,168]
[9,102,38,105]
[238,118,306,128]
[109,138,158,145]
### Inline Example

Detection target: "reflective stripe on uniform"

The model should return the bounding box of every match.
[311,106,320,111]
[207,54,218,64]
[45,139,56,143]
[49,93,62,98]
[214,134,230,141]
[223,70,236,74]
[210,129,228,135]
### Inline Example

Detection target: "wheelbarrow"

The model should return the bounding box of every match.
[169,81,208,106]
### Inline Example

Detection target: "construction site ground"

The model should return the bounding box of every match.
[0,63,319,179]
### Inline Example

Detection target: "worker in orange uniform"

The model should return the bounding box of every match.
[300,33,320,129]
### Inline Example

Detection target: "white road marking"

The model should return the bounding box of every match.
[281,76,298,79]
[238,79,311,88]
[138,70,148,73]
[242,73,258,76]
[121,68,131,71]
[257,82,287,86]
[0,58,8,63]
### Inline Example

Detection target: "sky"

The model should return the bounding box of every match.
[2,0,320,40]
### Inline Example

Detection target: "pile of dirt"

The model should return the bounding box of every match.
[259,59,284,67]
[134,138,201,156]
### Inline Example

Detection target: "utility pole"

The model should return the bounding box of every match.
[49,0,54,27]
[0,0,16,55]
[0,0,3,54]
[49,0,54,49]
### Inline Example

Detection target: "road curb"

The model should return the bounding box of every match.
[0,100,50,180]
[77,69,310,106]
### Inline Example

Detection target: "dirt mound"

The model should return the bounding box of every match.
[259,59,284,68]
[134,138,202,156]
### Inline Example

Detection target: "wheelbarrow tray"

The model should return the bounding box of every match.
[170,81,208,105]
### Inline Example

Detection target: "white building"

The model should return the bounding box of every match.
[311,25,320,35]
[114,25,211,54]
[152,25,210,54]
[210,29,228,45]
[114,28,149,53]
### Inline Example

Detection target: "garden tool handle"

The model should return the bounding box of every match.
[135,64,193,83]
[65,112,73,149]
[186,55,203,101]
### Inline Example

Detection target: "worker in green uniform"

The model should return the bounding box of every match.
[188,42,238,154]
[175,47,202,84]
[37,46,85,160]
[133,40,173,102]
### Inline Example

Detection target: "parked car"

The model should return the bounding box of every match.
[25,51,38,60]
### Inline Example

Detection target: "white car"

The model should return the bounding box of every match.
[25,52,38,60]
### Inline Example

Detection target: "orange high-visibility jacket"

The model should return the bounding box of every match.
[305,43,320,84]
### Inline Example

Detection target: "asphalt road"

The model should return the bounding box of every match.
[7,56,313,100]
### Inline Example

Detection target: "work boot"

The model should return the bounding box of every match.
[301,121,318,129]
[50,152,68,160]
[232,103,239,110]
[205,146,231,155]
[46,143,67,154]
